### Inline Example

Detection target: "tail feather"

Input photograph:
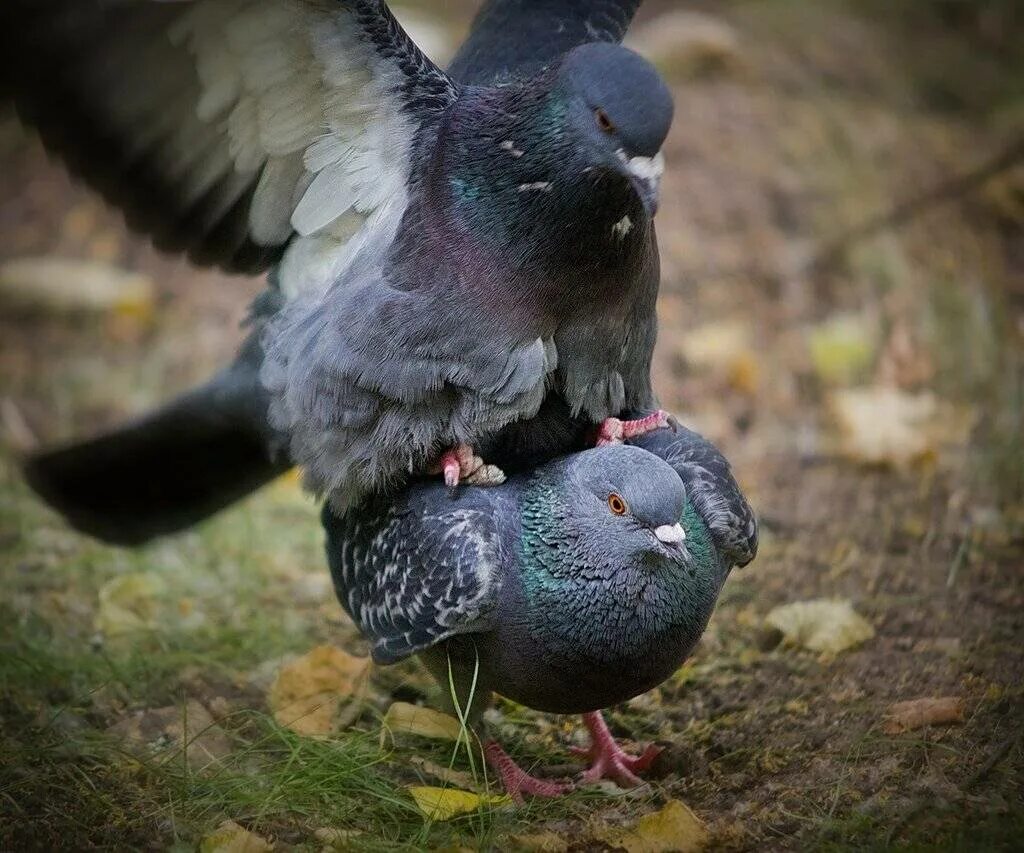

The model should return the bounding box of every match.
[24,360,289,546]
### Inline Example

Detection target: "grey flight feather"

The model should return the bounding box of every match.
[0,0,456,274]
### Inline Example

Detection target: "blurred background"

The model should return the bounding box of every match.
[1,1,1021,850]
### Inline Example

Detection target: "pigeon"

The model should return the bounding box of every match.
[9,0,677,538]
[325,424,758,800]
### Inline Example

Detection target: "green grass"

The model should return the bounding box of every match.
[0,459,609,850]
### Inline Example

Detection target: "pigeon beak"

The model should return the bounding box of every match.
[622,151,664,217]
[655,523,686,545]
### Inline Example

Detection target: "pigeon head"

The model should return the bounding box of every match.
[556,43,674,216]
[517,443,726,667]
[562,444,688,559]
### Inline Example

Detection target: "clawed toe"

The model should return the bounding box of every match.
[432,444,506,491]
[575,711,662,791]
[484,740,574,804]
[596,409,674,447]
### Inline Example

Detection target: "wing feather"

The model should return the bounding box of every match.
[325,497,503,665]
[0,0,456,276]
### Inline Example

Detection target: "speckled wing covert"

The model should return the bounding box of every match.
[0,0,455,276]
[632,427,759,568]
[326,493,504,664]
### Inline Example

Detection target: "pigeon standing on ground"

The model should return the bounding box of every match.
[10,0,678,538]
[326,425,758,799]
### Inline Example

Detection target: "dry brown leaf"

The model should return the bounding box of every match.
[407,786,510,821]
[629,11,743,78]
[200,820,273,853]
[829,387,973,468]
[95,573,166,636]
[268,646,370,737]
[313,827,361,850]
[381,701,463,745]
[677,321,753,371]
[882,697,965,734]
[409,756,478,790]
[506,830,569,852]
[0,257,154,320]
[107,700,232,772]
[765,599,874,655]
[594,799,709,853]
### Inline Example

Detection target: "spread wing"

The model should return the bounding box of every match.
[0,0,456,275]
[632,425,759,569]
[324,494,504,664]
[448,0,642,84]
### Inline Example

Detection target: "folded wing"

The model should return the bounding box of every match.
[326,497,502,665]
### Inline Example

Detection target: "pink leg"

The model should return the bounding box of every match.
[596,410,675,447]
[484,740,574,804]
[430,443,505,489]
[573,711,663,788]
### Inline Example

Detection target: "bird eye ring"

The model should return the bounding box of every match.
[595,108,616,134]
[608,493,628,515]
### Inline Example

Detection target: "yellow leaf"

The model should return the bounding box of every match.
[408,786,510,821]
[268,646,370,737]
[381,702,463,745]
[595,800,709,853]
[200,820,273,853]
[95,573,166,636]
[808,313,876,385]
[765,599,874,655]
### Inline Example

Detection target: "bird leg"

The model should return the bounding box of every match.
[572,711,663,788]
[430,443,506,489]
[483,740,574,804]
[596,410,675,447]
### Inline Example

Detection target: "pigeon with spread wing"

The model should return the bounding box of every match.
[11,0,675,538]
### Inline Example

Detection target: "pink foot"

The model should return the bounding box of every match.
[596,410,675,447]
[484,740,574,804]
[430,444,506,489]
[572,711,663,788]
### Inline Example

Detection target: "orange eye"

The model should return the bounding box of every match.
[608,493,628,515]
[595,108,616,134]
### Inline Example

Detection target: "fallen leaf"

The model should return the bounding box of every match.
[108,700,232,772]
[829,387,972,468]
[506,830,569,852]
[764,599,874,655]
[381,701,463,745]
[594,799,709,853]
[268,646,370,737]
[95,573,166,636]
[313,827,361,850]
[629,11,742,78]
[677,321,753,371]
[0,256,154,320]
[882,697,965,734]
[200,820,273,853]
[808,313,876,385]
[409,756,478,790]
[407,786,510,821]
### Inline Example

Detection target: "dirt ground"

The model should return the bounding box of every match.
[1,1,1022,850]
